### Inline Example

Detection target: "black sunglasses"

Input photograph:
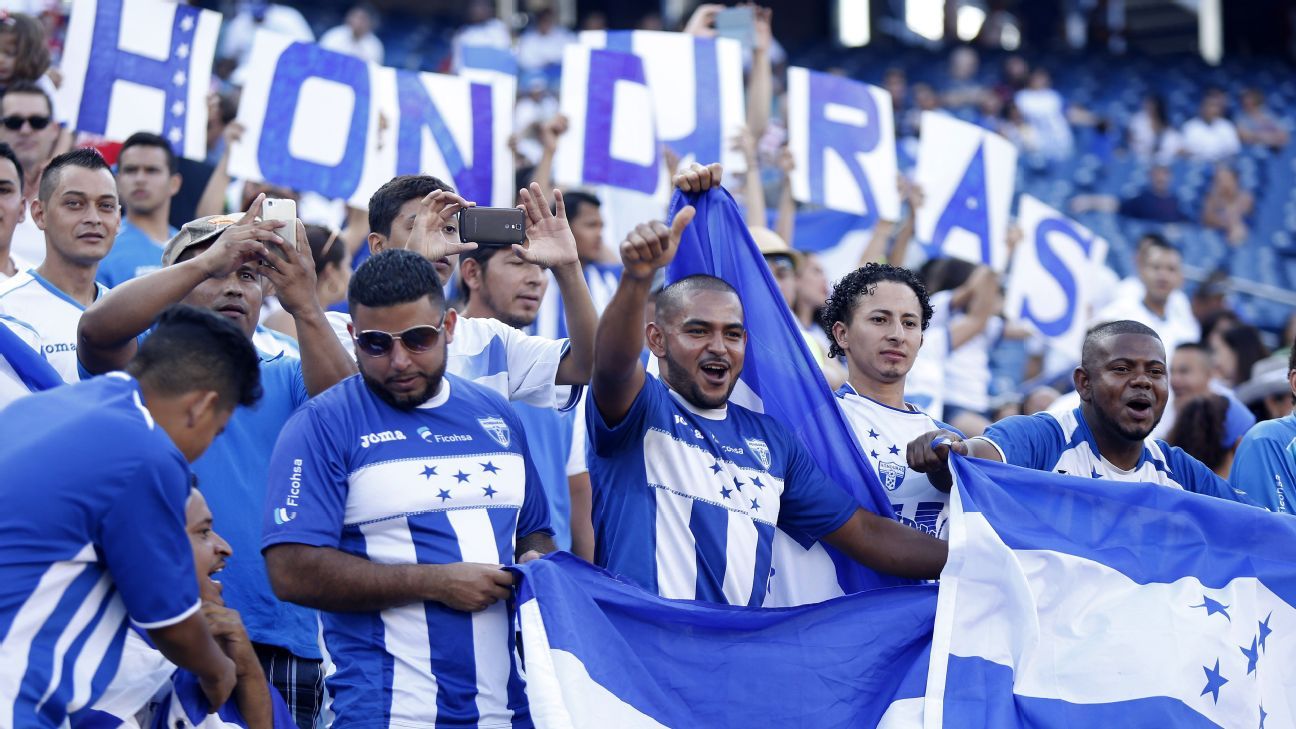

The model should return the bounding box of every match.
[353,319,446,357]
[2,115,51,131]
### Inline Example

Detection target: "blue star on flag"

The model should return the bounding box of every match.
[1240,637,1259,675]
[733,477,743,491]
[719,485,733,499]
[454,470,471,483]
[1090,468,1101,478]
[1191,595,1231,622]
[481,461,500,474]
[749,498,760,511]
[1200,659,1227,704]
[888,444,900,455]
[751,476,765,489]
[1259,612,1273,650]
[710,461,724,475]
[867,429,879,439]
[420,465,438,479]
[482,485,498,498]
[436,489,452,502]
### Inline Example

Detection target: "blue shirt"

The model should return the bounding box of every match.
[194,351,315,658]
[1229,413,1296,514]
[262,374,551,729]
[587,375,858,606]
[0,374,198,728]
[96,220,176,288]
[978,407,1253,503]
[512,402,576,549]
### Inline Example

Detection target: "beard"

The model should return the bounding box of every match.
[362,360,447,411]
[1091,396,1162,442]
[660,346,737,410]
[479,286,537,330]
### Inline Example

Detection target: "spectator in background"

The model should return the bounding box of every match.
[220,1,313,78]
[1096,235,1199,355]
[1181,93,1241,162]
[1155,340,1255,439]
[998,101,1041,155]
[1236,353,1295,422]
[1235,88,1289,150]
[263,224,350,339]
[921,258,1003,437]
[1121,164,1190,222]
[517,4,574,74]
[884,67,908,127]
[451,0,511,73]
[580,11,608,31]
[1209,322,1268,389]
[1201,164,1253,246]
[942,46,986,111]
[205,92,239,167]
[992,54,1030,106]
[0,81,65,265]
[97,132,180,288]
[1167,393,1253,478]
[318,3,384,65]
[1127,95,1183,164]
[1229,346,1296,513]
[1014,68,1074,161]
[0,11,51,97]
[0,141,26,279]
[513,72,558,169]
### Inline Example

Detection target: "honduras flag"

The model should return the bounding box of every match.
[927,455,1296,727]
[514,552,936,729]
[665,186,910,602]
[0,315,61,397]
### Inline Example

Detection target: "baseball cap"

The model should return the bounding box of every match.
[749,226,802,270]
[161,214,245,267]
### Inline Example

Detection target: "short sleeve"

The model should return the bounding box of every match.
[328,312,357,362]
[1230,430,1296,513]
[499,323,570,408]
[775,433,858,542]
[978,413,1067,469]
[509,408,554,540]
[261,406,351,551]
[100,454,200,628]
[587,374,663,457]
[1162,443,1257,505]
[566,400,589,477]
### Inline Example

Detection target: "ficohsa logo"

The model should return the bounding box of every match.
[274,507,296,524]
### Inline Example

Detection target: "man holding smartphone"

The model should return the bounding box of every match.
[77,195,357,729]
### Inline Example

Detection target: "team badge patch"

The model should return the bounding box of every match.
[478,417,511,447]
[745,438,771,469]
[879,461,906,491]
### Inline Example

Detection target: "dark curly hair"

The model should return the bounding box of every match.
[820,263,934,359]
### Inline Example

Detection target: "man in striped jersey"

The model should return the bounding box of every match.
[263,250,555,728]
[0,305,262,727]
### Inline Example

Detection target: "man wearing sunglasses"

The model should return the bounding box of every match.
[0,81,63,267]
[263,248,556,729]
[76,196,356,729]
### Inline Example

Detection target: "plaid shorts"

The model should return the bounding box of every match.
[255,643,324,729]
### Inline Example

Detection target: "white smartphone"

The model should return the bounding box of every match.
[262,197,297,259]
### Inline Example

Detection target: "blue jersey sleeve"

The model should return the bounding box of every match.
[775,431,858,542]
[1161,442,1258,505]
[263,354,309,408]
[508,407,554,540]
[587,375,665,457]
[100,453,200,628]
[262,406,351,550]
[979,413,1067,469]
[1229,427,1296,513]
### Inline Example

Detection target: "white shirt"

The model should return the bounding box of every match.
[9,210,44,268]
[330,313,575,409]
[0,270,107,383]
[1014,88,1073,160]
[516,26,575,71]
[451,19,513,72]
[318,25,385,65]
[1180,117,1241,162]
[1095,289,1200,357]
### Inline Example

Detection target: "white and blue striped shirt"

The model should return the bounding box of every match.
[0,270,109,383]
[0,374,199,728]
[263,374,552,728]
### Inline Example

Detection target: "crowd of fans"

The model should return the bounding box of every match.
[0,2,1293,728]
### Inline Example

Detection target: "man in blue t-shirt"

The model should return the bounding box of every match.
[909,320,1254,504]
[263,250,555,729]
[97,132,181,288]
[0,305,261,727]
[587,163,946,607]
[1230,346,1296,513]
[77,198,357,729]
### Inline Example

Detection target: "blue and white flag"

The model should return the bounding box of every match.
[666,187,912,602]
[927,455,1296,727]
[514,552,935,729]
[57,0,221,160]
[913,112,1017,272]
[787,67,900,224]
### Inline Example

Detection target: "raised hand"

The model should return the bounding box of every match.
[620,206,696,282]
[195,193,284,280]
[683,3,725,37]
[407,189,478,261]
[539,114,569,155]
[512,183,578,270]
[674,162,724,194]
[259,218,321,316]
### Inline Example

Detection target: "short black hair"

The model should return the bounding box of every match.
[559,190,600,219]
[1,79,53,116]
[1137,233,1179,258]
[367,175,455,238]
[0,142,24,192]
[349,249,446,310]
[304,224,346,274]
[125,305,262,409]
[457,245,512,303]
[821,263,934,358]
[38,148,112,203]
[1174,341,1212,358]
[1081,320,1162,371]
[654,275,740,324]
[119,131,178,175]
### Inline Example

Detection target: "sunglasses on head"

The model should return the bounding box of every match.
[353,319,446,357]
[2,115,51,131]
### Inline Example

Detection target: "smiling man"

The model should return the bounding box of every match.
[96,132,181,287]
[0,148,118,382]
[586,164,947,607]
[908,320,1254,503]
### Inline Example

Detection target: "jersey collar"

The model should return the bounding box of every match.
[1071,407,1159,473]
[416,377,452,409]
[665,382,727,420]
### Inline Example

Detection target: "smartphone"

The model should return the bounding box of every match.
[262,198,297,259]
[714,6,755,52]
[458,207,526,246]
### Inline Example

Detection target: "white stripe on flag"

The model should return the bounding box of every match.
[723,510,758,605]
[653,489,698,601]
[447,509,514,726]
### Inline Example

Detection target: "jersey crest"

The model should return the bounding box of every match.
[878,460,907,491]
[745,438,771,469]
[477,416,511,447]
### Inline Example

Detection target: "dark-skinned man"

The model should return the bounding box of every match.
[77,196,356,729]
[908,320,1255,504]
[263,249,555,729]
[586,163,947,606]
